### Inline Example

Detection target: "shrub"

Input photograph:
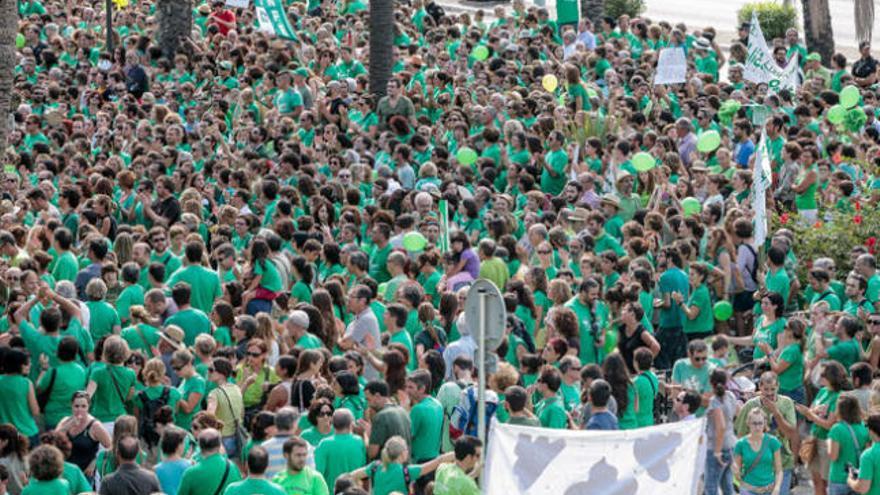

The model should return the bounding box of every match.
[737,2,798,42]
[604,0,646,20]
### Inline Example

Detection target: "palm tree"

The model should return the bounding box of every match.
[802,0,834,64]
[156,0,193,60]
[582,0,604,24]
[369,0,394,98]
[0,0,16,157]
[855,0,875,45]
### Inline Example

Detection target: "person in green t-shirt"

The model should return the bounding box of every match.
[673,263,714,340]
[796,361,849,495]
[763,319,806,400]
[534,367,569,429]
[21,444,71,495]
[732,408,783,494]
[271,437,328,495]
[406,370,444,462]
[223,446,286,495]
[86,336,136,424]
[348,436,454,495]
[827,395,870,491]
[433,436,482,495]
[540,131,568,197]
[851,416,880,495]
[177,429,242,495]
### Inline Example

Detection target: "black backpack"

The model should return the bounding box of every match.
[139,386,171,447]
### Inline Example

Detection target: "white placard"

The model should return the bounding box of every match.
[226,0,250,7]
[653,47,687,85]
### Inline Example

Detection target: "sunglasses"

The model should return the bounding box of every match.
[538,250,552,255]
[692,356,707,362]
[247,351,262,357]
[870,320,880,325]
[171,364,184,371]
[207,367,215,373]
[318,410,333,417]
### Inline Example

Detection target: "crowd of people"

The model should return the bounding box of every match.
[5,0,880,494]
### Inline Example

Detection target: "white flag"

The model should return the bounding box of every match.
[744,13,799,93]
[484,419,707,494]
[753,130,771,247]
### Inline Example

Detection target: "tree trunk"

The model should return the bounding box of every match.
[369,0,394,99]
[802,0,834,63]
[0,0,16,159]
[855,0,875,45]
[156,0,193,60]
[582,0,604,25]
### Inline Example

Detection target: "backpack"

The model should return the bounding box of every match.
[449,385,498,440]
[508,315,536,353]
[425,2,445,22]
[139,386,171,447]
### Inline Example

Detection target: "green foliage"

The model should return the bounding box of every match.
[737,2,798,41]
[770,205,879,282]
[604,0,646,20]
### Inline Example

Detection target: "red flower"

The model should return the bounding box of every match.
[814,221,823,229]
[779,213,789,224]
[855,201,862,211]
[855,215,863,225]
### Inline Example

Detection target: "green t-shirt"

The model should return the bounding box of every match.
[178,454,242,495]
[828,421,870,483]
[121,323,160,358]
[314,433,366,488]
[273,88,304,115]
[89,364,136,422]
[235,365,279,408]
[168,265,222,314]
[254,259,283,293]
[540,149,568,196]
[271,466,329,495]
[634,371,658,427]
[291,280,312,304]
[734,434,782,488]
[115,284,145,323]
[619,383,638,429]
[367,462,422,495]
[535,395,567,429]
[810,387,841,440]
[51,250,79,282]
[222,478,286,495]
[0,374,38,436]
[151,251,182,282]
[369,244,392,283]
[165,308,213,347]
[683,284,714,334]
[301,427,334,447]
[858,443,880,495]
[21,479,69,495]
[752,316,786,360]
[86,300,121,340]
[434,462,480,495]
[390,329,416,371]
[658,268,689,328]
[827,339,861,371]
[62,461,91,495]
[672,358,712,395]
[296,332,324,350]
[39,361,87,427]
[410,396,444,462]
[176,374,207,429]
[134,384,182,415]
[777,343,804,392]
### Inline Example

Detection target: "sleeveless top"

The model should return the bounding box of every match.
[67,419,100,471]
[618,325,648,374]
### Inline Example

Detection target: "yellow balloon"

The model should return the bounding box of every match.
[542,74,558,92]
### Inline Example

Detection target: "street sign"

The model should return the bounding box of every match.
[463,279,506,446]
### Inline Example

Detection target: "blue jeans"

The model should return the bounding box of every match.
[704,448,734,495]
[222,435,240,460]
[780,468,792,495]
[246,298,272,316]
[828,482,855,495]
[781,386,806,405]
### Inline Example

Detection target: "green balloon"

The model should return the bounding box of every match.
[827,104,846,124]
[840,85,860,109]
[632,152,655,172]
[681,197,701,217]
[15,33,24,49]
[402,231,428,251]
[696,130,721,153]
[472,45,489,61]
[456,147,478,166]
[714,300,733,321]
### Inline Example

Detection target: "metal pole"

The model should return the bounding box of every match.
[477,290,487,445]
[105,0,114,55]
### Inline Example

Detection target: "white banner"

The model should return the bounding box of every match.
[753,130,771,247]
[744,13,799,93]
[654,47,687,85]
[484,419,707,495]
[225,0,250,7]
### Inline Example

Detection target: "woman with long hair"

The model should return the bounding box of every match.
[242,238,283,315]
[765,318,807,405]
[290,255,314,304]
[235,338,280,421]
[289,350,325,413]
[827,395,869,495]
[726,292,786,363]
[705,368,738,495]
[333,370,366,421]
[437,293,460,343]
[796,361,849,495]
[312,289,344,350]
[602,353,638,430]
[0,424,28,495]
[0,348,39,447]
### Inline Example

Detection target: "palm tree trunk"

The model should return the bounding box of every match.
[802,0,834,64]
[582,0,604,24]
[855,0,875,45]
[0,0,16,158]
[156,0,193,60]
[369,0,394,98]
